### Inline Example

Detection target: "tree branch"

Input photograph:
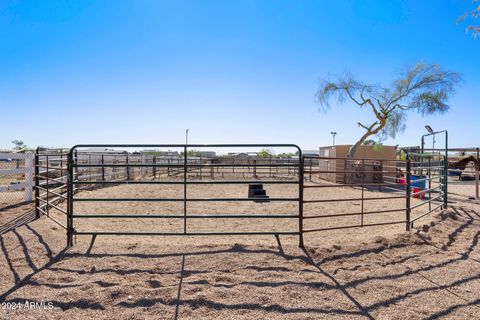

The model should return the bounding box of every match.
[365,99,383,121]
[357,122,370,130]
[345,87,368,107]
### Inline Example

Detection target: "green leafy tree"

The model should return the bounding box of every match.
[257,148,274,158]
[362,139,376,146]
[457,0,480,38]
[11,140,26,151]
[278,152,295,158]
[397,149,407,160]
[179,149,203,157]
[362,139,383,151]
[315,63,462,158]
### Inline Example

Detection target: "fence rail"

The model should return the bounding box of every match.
[0,152,34,209]
[64,144,303,247]
[26,145,449,248]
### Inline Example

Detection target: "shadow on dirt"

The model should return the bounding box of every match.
[0,206,479,318]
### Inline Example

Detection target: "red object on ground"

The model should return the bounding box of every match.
[412,187,425,199]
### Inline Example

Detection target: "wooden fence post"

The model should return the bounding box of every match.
[406,155,411,231]
[24,152,34,202]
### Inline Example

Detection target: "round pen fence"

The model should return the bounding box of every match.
[301,156,410,233]
[33,144,448,248]
[301,153,447,235]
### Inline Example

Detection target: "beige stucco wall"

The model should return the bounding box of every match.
[318,145,397,183]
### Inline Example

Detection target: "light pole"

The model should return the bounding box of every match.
[330,132,337,146]
[425,125,435,154]
[185,129,189,145]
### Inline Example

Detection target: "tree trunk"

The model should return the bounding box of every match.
[347,138,366,159]
[347,120,386,158]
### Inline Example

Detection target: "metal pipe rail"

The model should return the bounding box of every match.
[73,163,297,168]
[411,204,443,223]
[303,195,407,203]
[301,152,446,233]
[303,155,401,161]
[73,197,299,202]
[303,182,405,188]
[303,208,406,219]
[411,186,442,196]
[410,195,444,210]
[72,214,299,219]
[303,221,406,233]
[407,151,447,226]
[66,144,303,247]
[74,231,300,236]
[304,170,402,174]
[31,144,449,248]
[73,179,299,185]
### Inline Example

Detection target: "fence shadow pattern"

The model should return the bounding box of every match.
[0,205,479,318]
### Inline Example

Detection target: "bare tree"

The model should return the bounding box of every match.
[316,63,462,158]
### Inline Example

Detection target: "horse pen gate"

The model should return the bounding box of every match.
[64,144,303,247]
[33,145,448,248]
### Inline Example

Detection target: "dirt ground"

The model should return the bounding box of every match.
[1,184,479,319]
[44,181,434,247]
[448,176,480,199]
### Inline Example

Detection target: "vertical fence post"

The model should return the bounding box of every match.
[101,155,105,181]
[476,147,479,199]
[88,154,92,182]
[183,146,188,234]
[444,131,448,202]
[74,150,78,187]
[67,149,74,247]
[309,159,312,181]
[298,152,304,248]
[269,155,272,177]
[379,159,383,192]
[126,154,130,180]
[167,157,171,176]
[361,159,365,227]
[24,152,34,203]
[45,155,49,216]
[210,158,214,179]
[406,154,411,231]
[34,149,40,219]
[428,156,431,211]
[153,156,157,178]
[443,154,448,209]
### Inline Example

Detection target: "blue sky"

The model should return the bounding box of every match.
[0,0,478,151]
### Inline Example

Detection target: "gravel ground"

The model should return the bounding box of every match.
[0,189,479,319]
